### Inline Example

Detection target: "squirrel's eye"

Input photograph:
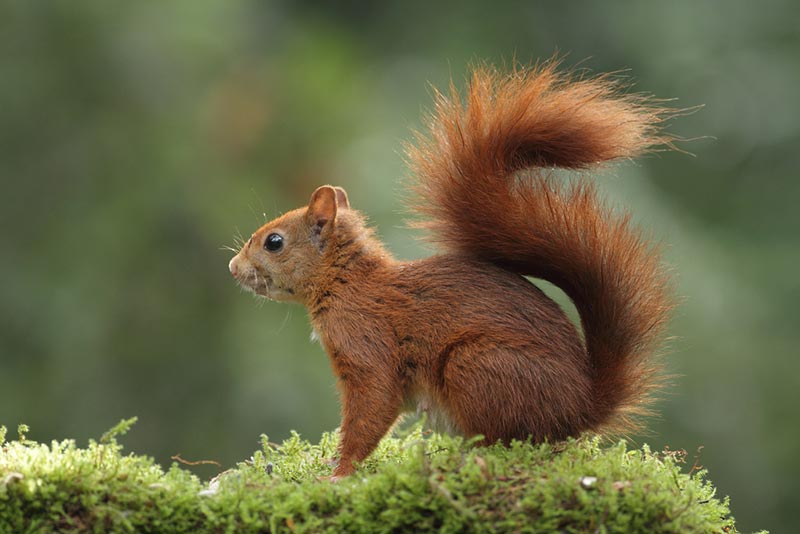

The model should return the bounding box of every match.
[264,233,283,252]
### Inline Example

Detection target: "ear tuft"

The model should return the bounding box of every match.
[307,185,338,228]
[334,187,350,209]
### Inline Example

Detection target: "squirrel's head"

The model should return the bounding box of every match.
[228,185,364,303]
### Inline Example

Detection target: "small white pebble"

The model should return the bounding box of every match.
[198,479,220,497]
[579,476,597,489]
[2,472,23,485]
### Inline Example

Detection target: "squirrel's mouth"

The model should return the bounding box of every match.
[234,268,272,297]
[238,270,297,301]
[230,258,296,302]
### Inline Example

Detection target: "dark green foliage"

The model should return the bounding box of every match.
[0,423,758,533]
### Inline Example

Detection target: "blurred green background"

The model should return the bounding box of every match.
[1,1,797,531]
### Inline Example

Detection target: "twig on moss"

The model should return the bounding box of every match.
[171,454,222,468]
[688,446,705,476]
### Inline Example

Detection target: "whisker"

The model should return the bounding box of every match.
[277,307,292,333]
[253,270,262,299]
[247,202,260,225]
[233,228,246,248]
[251,187,268,223]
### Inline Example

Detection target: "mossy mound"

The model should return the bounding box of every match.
[0,420,755,533]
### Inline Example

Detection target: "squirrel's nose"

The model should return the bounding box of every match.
[229,257,239,277]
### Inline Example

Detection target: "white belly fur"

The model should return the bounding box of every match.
[412,393,459,435]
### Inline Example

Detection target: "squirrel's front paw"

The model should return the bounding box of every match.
[331,461,354,480]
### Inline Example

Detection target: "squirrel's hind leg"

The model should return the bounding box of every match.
[438,344,592,444]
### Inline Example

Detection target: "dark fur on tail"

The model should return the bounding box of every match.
[406,60,676,434]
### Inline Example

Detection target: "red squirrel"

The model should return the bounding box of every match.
[228,61,676,479]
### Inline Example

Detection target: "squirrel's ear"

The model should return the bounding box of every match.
[333,187,350,209]
[307,185,338,230]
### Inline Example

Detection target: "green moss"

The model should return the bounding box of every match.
[0,421,759,533]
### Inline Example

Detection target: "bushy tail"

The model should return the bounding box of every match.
[406,60,676,434]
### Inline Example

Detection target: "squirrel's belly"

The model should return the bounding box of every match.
[407,393,460,435]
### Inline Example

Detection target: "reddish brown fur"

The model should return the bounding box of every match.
[229,60,676,478]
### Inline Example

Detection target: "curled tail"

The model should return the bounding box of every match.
[406,60,676,434]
